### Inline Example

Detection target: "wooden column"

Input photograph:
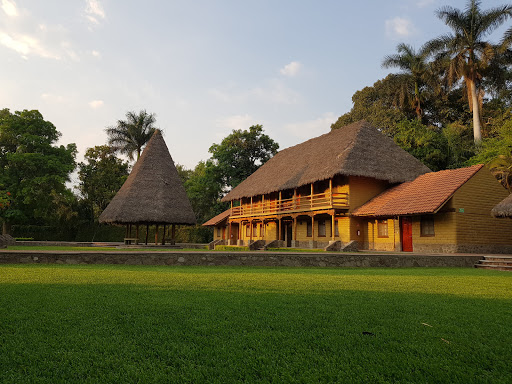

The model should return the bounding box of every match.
[311,215,315,242]
[293,189,297,209]
[125,224,129,238]
[249,220,253,242]
[332,213,335,241]
[155,225,159,245]
[162,225,166,245]
[293,216,297,244]
[250,196,253,215]
[310,183,314,208]
[145,224,149,245]
[228,222,231,245]
[329,179,333,206]
[279,191,282,213]
[262,195,265,214]
[277,218,281,241]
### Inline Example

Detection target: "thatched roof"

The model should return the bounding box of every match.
[222,120,431,202]
[99,130,196,225]
[492,193,512,218]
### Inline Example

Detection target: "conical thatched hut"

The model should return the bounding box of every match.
[99,130,195,244]
[492,194,512,218]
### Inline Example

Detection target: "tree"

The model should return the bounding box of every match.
[105,110,158,160]
[382,43,431,120]
[209,124,279,189]
[77,145,130,220]
[392,120,449,171]
[184,160,226,224]
[0,109,77,234]
[425,0,512,143]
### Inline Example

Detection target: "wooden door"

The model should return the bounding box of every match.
[401,217,413,252]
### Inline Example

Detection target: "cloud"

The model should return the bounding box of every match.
[283,113,336,141]
[0,31,60,59]
[88,100,104,108]
[216,114,253,133]
[417,0,436,8]
[85,0,105,25]
[0,5,79,60]
[1,0,17,17]
[41,93,65,103]
[280,61,301,77]
[210,79,300,105]
[385,17,416,38]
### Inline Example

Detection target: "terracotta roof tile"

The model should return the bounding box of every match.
[352,164,484,217]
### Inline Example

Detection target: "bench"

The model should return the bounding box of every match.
[124,238,139,245]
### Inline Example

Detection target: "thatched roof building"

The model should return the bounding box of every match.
[492,193,512,218]
[222,120,431,202]
[99,130,195,225]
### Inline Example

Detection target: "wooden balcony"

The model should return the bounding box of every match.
[230,192,349,218]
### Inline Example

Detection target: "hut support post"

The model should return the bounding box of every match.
[329,179,333,206]
[277,218,281,241]
[136,225,139,241]
[155,225,159,245]
[293,216,297,247]
[125,225,129,238]
[171,224,176,245]
[249,220,253,243]
[311,215,315,244]
[162,225,166,245]
[310,183,314,208]
[145,224,149,245]
[332,213,335,241]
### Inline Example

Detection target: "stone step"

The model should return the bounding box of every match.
[475,264,512,271]
[477,260,512,267]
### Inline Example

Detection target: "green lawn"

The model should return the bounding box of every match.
[0,265,511,383]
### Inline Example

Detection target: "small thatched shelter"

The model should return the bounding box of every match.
[492,194,512,218]
[99,130,195,244]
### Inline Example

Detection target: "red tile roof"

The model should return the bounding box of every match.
[352,164,484,217]
[202,209,231,226]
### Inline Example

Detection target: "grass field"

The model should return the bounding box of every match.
[1,265,511,383]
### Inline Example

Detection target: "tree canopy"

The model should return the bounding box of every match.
[77,145,130,220]
[0,109,76,233]
[209,124,279,189]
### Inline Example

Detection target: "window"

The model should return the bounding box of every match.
[377,220,388,238]
[318,219,326,237]
[421,216,435,237]
[216,227,221,237]
[307,221,312,237]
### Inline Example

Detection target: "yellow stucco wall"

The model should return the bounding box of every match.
[451,167,512,246]
[348,176,389,211]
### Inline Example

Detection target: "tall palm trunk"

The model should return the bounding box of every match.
[414,81,422,120]
[468,78,482,143]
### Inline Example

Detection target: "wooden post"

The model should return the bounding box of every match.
[329,179,333,207]
[155,225,159,245]
[228,222,231,245]
[171,224,176,245]
[293,216,297,245]
[249,220,253,242]
[279,191,282,213]
[250,196,253,215]
[145,224,149,245]
[311,183,314,208]
[293,189,297,210]
[125,224,129,238]
[162,225,166,245]
[277,218,281,241]
[262,195,265,214]
[332,213,335,241]
[311,215,315,242]
[136,225,139,241]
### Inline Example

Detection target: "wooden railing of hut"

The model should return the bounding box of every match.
[230,191,349,218]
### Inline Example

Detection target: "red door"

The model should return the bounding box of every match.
[401,217,413,252]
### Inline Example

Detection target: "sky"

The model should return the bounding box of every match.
[1,0,511,182]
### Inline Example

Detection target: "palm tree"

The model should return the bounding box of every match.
[425,0,512,143]
[105,110,158,160]
[382,43,431,121]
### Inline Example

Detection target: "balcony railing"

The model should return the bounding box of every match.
[230,192,349,218]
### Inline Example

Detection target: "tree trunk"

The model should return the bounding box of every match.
[468,78,482,143]
[2,221,11,235]
[414,82,422,120]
